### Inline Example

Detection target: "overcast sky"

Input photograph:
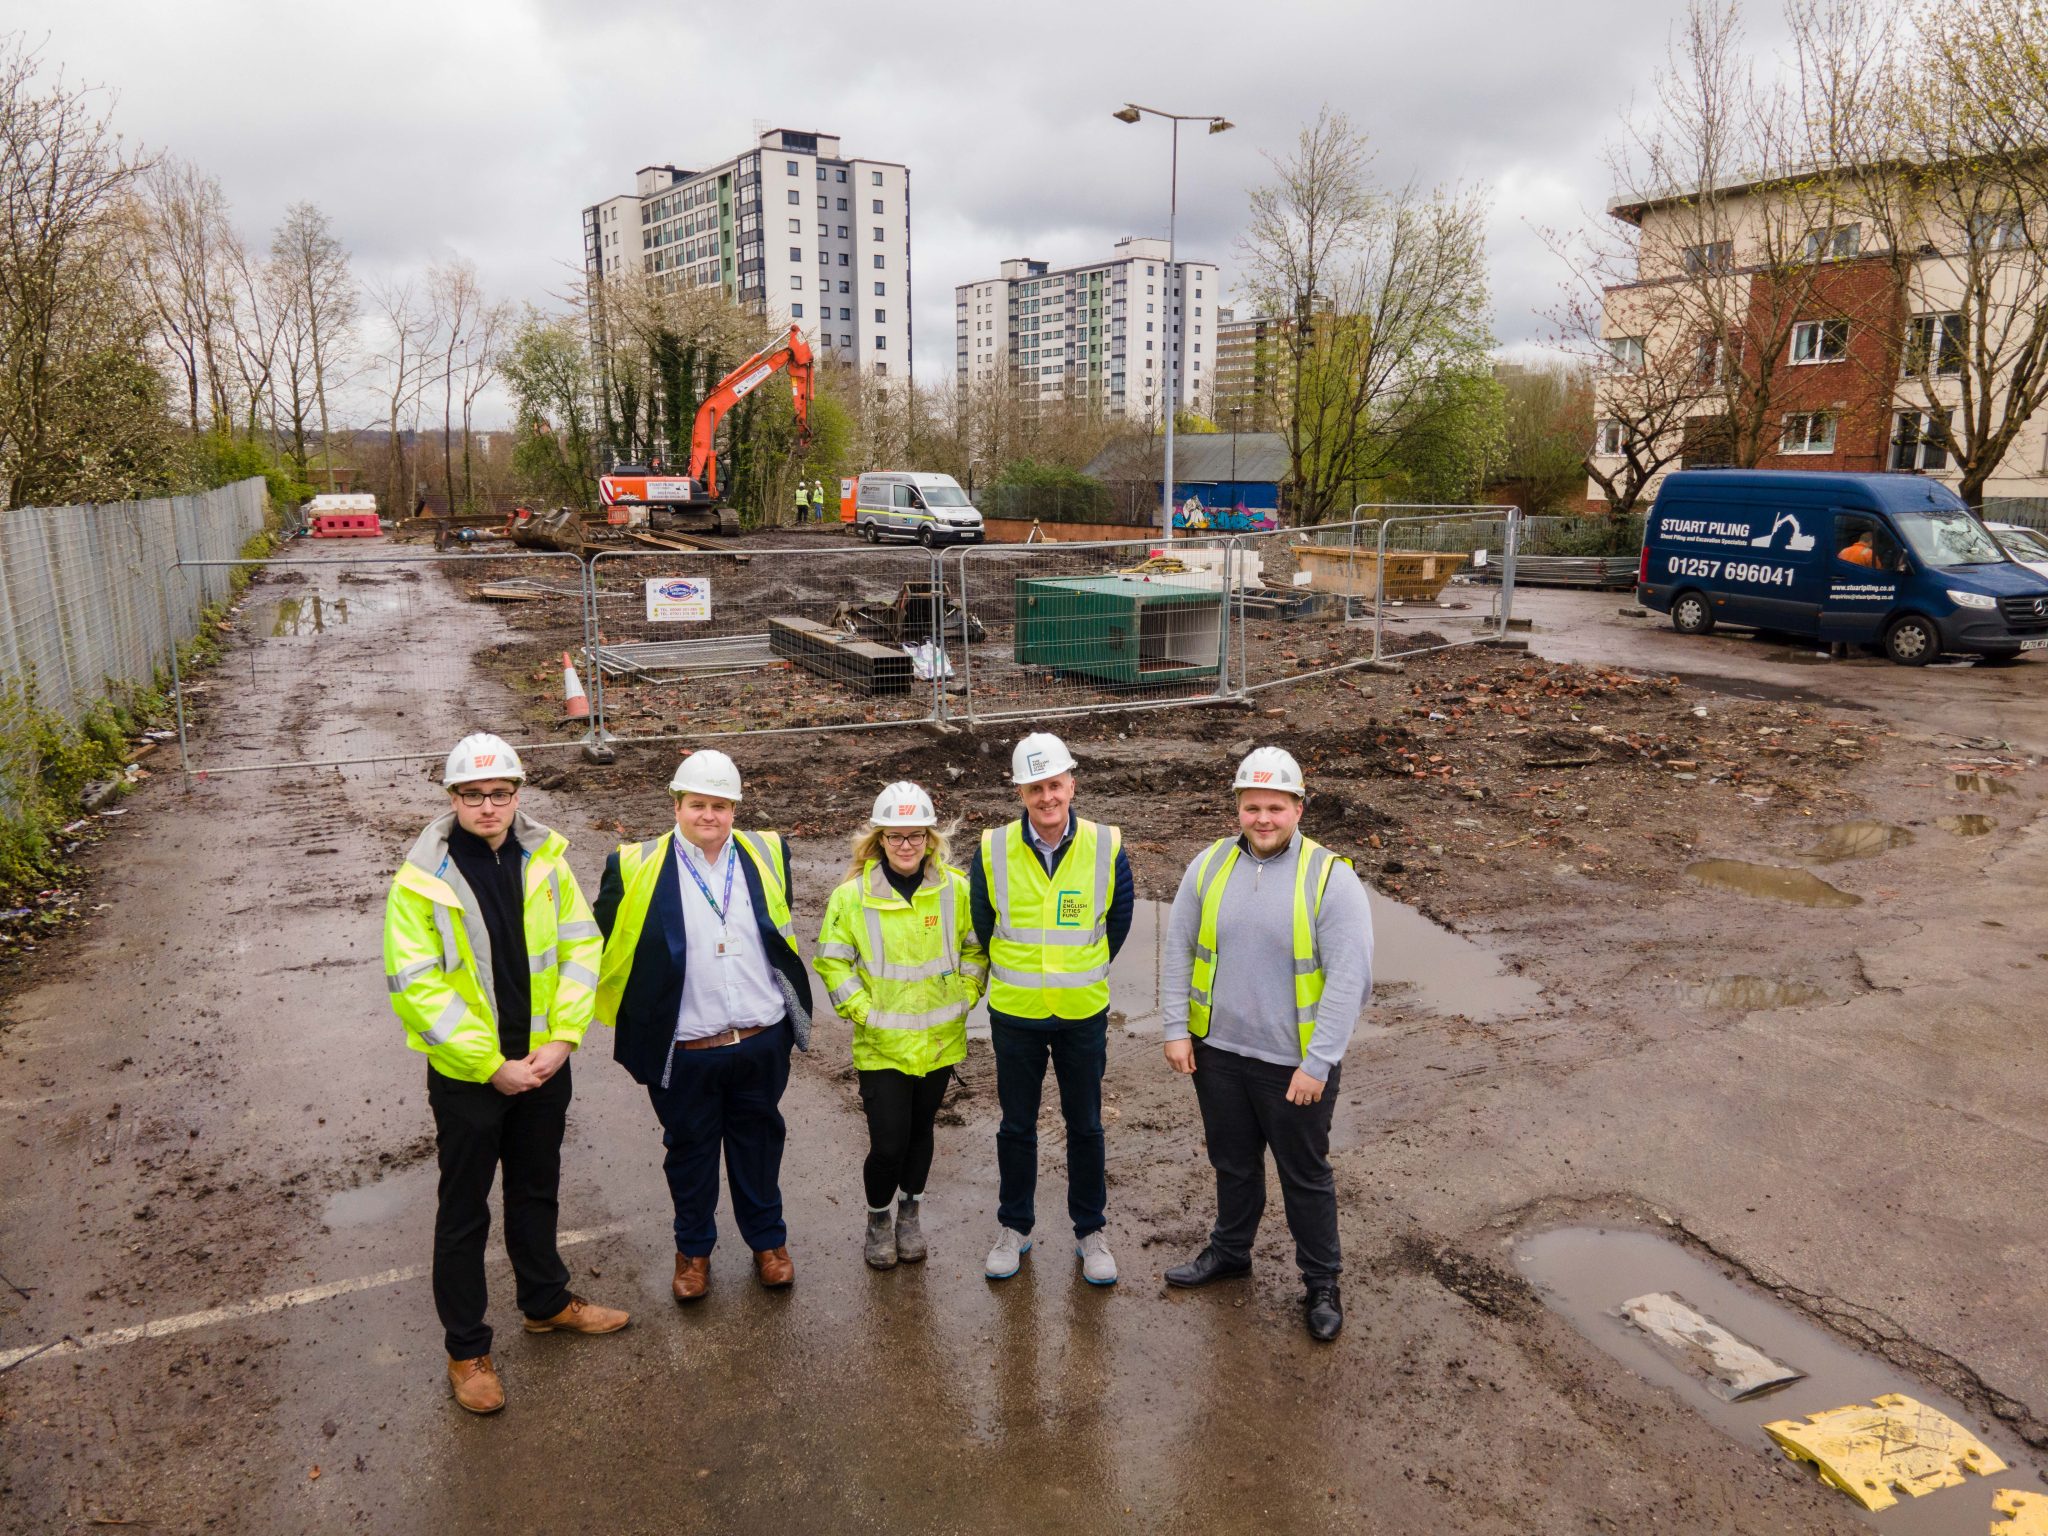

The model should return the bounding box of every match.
[20,0,1798,428]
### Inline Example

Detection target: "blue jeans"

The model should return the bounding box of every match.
[645,1019,792,1255]
[991,1015,1107,1238]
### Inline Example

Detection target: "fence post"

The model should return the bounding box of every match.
[1215,537,1236,700]
[1499,508,1521,639]
[928,549,947,724]
[1372,518,1393,662]
[956,546,976,726]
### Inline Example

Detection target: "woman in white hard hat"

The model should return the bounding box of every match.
[816,781,987,1269]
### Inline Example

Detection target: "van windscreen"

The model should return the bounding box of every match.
[921,486,971,507]
[1892,510,2005,568]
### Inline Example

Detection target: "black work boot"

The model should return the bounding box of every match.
[1164,1246,1252,1288]
[1304,1283,1343,1342]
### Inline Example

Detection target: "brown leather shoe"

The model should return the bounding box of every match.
[673,1253,710,1303]
[753,1246,795,1288]
[523,1294,630,1335]
[447,1354,504,1414]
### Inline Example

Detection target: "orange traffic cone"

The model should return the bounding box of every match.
[561,651,590,721]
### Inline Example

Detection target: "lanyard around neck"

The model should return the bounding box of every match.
[679,841,737,923]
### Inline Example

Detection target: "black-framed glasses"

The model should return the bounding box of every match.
[880,831,927,847]
[453,788,518,807]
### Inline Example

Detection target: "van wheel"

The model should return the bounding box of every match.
[859,522,877,544]
[1671,591,1714,635]
[918,526,937,548]
[1884,613,1940,666]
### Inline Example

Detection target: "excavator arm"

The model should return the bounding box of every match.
[686,323,815,500]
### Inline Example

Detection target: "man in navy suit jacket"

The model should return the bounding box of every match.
[594,750,812,1302]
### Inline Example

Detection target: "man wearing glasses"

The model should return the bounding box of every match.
[384,733,628,1414]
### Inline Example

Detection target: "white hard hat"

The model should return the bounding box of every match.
[444,732,525,788]
[1011,732,1077,786]
[1233,746,1305,797]
[670,748,743,801]
[871,781,937,827]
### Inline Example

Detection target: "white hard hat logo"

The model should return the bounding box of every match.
[1027,754,1047,774]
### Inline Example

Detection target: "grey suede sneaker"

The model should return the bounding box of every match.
[984,1226,1031,1280]
[895,1196,927,1263]
[863,1208,898,1270]
[1076,1230,1119,1286]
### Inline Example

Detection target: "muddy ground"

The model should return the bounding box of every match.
[2,536,2045,1535]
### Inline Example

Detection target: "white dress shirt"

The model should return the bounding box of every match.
[671,835,785,1042]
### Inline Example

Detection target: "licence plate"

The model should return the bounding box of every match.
[2021,639,2048,651]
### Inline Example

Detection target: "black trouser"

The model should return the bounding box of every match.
[1190,1040,1342,1285]
[857,1066,953,1209]
[427,1062,573,1359]
[992,1015,1108,1238]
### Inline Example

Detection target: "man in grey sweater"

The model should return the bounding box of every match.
[1158,746,1373,1341]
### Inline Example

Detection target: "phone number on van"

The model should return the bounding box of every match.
[1666,556,1795,587]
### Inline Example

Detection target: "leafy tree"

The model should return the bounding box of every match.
[502,309,599,510]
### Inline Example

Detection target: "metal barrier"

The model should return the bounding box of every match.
[1368,507,1521,663]
[587,544,945,745]
[1227,515,1381,694]
[942,533,1235,725]
[162,547,592,776]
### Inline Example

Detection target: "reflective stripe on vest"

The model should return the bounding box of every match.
[820,862,975,1045]
[1187,835,1341,1054]
[982,818,1119,1018]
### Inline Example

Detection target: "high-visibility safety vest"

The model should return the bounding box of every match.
[817,859,987,1076]
[795,484,810,508]
[981,817,1122,1020]
[383,813,602,1082]
[594,829,796,1027]
[1187,834,1345,1055]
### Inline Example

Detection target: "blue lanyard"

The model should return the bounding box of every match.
[680,841,737,924]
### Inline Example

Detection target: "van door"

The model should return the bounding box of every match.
[1721,500,1823,635]
[1819,511,1907,643]
[892,482,922,538]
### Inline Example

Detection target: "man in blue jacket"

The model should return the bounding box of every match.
[594,749,812,1302]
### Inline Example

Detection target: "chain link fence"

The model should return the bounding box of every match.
[150,509,1522,777]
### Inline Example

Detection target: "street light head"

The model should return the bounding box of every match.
[1208,118,1234,134]
[1112,106,1142,124]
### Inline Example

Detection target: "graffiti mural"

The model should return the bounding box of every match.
[1172,491,1279,533]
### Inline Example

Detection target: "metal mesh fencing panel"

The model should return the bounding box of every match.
[162,547,592,777]
[588,545,944,744]
[1225,515,1383,694]
[1367,508,1522,664]
[943,534,1236,724]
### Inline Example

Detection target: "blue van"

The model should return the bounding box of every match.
[1638,470,2048,665]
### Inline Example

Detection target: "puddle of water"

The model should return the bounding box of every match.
[1517,1227,2046,1534]
[1686,860,1863,908]
[266,593,352,636]
[1936,815,1996,837]
[1798,821,1914,864]
[1680,976,1831,1010]
[1951,773,2016,796]
[323,1180,409,1228]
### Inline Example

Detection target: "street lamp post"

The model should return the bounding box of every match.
[1229,403,1243,517]
[1113,103,1232,543]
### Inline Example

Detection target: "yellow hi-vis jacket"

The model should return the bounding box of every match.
[980,817,1121,1019]
[817,859,987,1075]
[1187,833,1344,1055]
[383,813,602,1082]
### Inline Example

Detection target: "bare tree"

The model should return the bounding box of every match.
[271,202,355,491]
[1239,107,1495,523]
[368,277,440,515]
[132,157,242,434]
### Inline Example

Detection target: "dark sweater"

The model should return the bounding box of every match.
[883,858,924,902]
[447,823,530,1058]
[968,814,1135,1030]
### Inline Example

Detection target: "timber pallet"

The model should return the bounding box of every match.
[768,615,912,695]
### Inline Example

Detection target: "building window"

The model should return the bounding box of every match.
[786,160,799,175]
[788,219,802,233]
[874,282,886,296]
[837,198,847,210]
[1969,210,2026,251]
[1904,313,1965,376]
[791,275,803,290]
[1682,240,1733,274]
[837,225,848,238]
[1595,419,1626,455]
[1890,409,1953,470]
[787,190,800,205]
[838,253,849,266]
[873,254,885,268]
[876,362,887,375]
[791,303,804,318]
[819,251,829,266]
[874,336,887,350]
[1802,224,1860,262]
[872,170,884,185]
[1608,335,1646,369]
[818,195,827,209]
[1147,341,1155,352]
[838,281,849,293]
[874,309,886,323]
[1780,411,1838,455]
[789,247,801,262]
[1790,319,1849,364]
[1146,265,1155,276]
[841,334,852,347]
[836,168,847,182]
[872,227,883,241]
[840,307,850,320]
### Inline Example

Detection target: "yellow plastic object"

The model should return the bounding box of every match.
[1994,1489,2048,1534]
[1763,1394,2007,1511]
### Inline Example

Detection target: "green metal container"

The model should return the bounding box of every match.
[1012,575,1224,686]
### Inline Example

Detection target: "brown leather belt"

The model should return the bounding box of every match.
[680,1025,772,1051]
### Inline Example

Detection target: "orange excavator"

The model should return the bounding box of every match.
[598,323,816,535]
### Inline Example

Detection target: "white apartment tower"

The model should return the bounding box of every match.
[954,238,1219,420]
[581,129,912,379]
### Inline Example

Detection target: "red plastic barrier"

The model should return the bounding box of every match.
[310,513,381,539]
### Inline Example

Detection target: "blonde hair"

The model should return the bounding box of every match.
[841,818,961,885]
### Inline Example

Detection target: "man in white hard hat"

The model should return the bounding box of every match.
[593,748,812,1302]
[384,733,628,1415]
[969,731,1135,1285]
[1157,746,1372,1341]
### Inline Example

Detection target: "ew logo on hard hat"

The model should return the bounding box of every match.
[1056,892,1089,927]
[1249,770,1273,783]
[897,804,917,816]
[476,754,497,768]
[645,577,711,623]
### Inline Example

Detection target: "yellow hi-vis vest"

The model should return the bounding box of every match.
[1187,834,1343,1055]
[383,814,602,1083]
[816,859,987,1076]
[981,817,1121,1020]
[594,829,794,1027]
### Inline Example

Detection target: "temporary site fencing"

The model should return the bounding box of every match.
[156,507,1523,777]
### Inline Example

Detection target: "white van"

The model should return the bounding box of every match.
[854,472,985,546]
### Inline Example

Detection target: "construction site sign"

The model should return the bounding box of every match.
[645,577,711,622]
